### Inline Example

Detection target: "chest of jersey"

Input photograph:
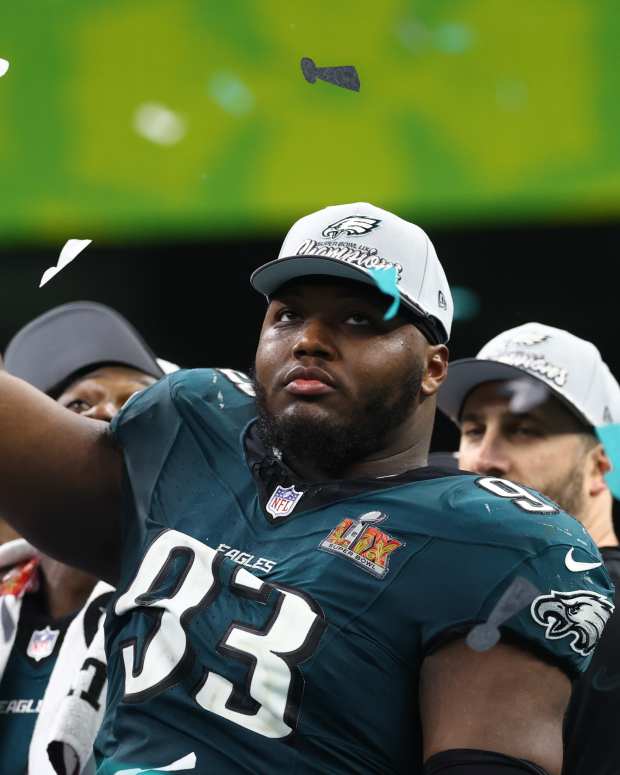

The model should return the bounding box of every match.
[105,457,438,773]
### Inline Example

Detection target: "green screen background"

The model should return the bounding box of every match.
[1,0,619,242]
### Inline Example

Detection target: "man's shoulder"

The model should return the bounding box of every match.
[168,367,256,410]
[112,367,256,432]
[388,471,599,559]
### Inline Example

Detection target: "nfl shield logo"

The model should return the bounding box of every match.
[26,626,60,662]
[266,485,304,519]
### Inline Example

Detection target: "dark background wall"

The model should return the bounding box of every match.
[3,215,616,454]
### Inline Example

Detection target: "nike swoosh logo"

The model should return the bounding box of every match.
[565,547,602,572]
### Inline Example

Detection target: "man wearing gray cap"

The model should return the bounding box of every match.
[0,302,166,774]
[438,322,620,775]
[0,204,613,775]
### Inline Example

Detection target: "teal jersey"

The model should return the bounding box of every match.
[97,369,614,774]
[0,592,68,775]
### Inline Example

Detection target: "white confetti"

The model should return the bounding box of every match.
[0,59,9,78]
[133,102,186,146]
[39,239,92,287]
[156,358,181,374]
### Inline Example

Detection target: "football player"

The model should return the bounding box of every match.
[438,323,620,775]
[0,205,613,775]
[0,302,163,774]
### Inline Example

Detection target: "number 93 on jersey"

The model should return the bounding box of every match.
[114,529,326,739]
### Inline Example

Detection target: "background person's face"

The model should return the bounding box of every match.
[57,365,156,423]
[458,381,592,517]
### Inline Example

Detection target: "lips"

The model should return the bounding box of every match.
[283,366,337,396]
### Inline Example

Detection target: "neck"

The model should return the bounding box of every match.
[288,415,432,481]
[338,435,430,480]
[578,491,617,549]
[39,556,98,620]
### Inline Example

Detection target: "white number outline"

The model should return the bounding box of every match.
[116,534,222,703]
[193,566,325,738]
[476,476,559,514]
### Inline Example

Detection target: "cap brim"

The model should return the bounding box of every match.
[250,254,434,327]
[4,302,164,394]
[438,358,593,427]
[251,254,388,296]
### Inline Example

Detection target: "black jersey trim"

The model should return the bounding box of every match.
[424,749,550,774]
[600,545,620,584]
[422,623,581,681]
[242,419,465,527]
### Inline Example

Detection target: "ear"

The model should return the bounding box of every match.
[420,345,449,397]
[588,443,612,497]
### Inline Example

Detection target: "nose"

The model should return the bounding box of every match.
[83,401,117,423]
[292,318,337,361]
[464,432,511,479]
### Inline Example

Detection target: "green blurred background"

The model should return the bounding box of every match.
[2,0,619,242]
[2,0,619,456]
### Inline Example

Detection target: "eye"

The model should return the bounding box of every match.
[344,313,371,326]
[462,426,484,439]
[512,425,541,437]
[568,604,582,615]
[65,399,91,414]
[276,308,300,323]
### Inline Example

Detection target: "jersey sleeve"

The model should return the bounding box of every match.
[417,476,615,678]
[110,374,182,524]
[109,369,257,589]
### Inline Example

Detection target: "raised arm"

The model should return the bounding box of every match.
[0,368,122,582]
[420,638,570,774]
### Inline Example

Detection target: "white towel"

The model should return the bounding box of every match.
[29,579,114,775]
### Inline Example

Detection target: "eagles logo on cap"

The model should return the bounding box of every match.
[322,216,381,239]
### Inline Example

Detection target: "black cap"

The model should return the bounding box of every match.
[4,301,164,395]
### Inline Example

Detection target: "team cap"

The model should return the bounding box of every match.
[439,322,620,429]
[4,301,165,395]
[250,202,453,343]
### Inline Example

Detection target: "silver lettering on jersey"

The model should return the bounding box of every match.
[216,544,276,573]
[531,589,614,656]
[0,698,43,714]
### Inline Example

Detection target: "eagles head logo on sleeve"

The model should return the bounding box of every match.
[322,216,381,239]
[531,589,614,656]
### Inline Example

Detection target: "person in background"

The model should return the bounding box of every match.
[438,321,620,775]
[0,301,169,775]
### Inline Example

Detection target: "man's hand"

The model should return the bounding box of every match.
[420,638,570,775]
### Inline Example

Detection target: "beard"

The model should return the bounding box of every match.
[252,360,424,479]
[540,465,586,519]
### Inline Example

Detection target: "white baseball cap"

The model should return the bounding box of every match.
[250,202,453,343]
[438,322,620,428]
